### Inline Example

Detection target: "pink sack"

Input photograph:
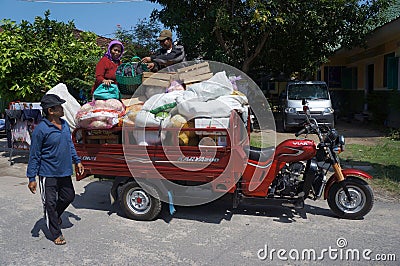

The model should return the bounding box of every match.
[75,99,125,129]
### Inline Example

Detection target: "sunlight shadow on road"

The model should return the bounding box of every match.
[31,218,51,239]
[232,201,336,223]
[30,211,81,241]
[70,180,339,224]
[72,180,113,212]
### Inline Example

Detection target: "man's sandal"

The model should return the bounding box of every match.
[54,235,66,245]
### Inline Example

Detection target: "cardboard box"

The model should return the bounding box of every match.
[141,62,213,88]
[142,72,177,88]
[195,118,229,135]
[177,62,212,84]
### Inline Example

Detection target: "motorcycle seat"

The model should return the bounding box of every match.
[244,146,275,162]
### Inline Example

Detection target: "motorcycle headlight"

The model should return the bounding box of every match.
[339,135,345,152]
[333,135,345,153]
[339,135,345,146]
[324,107,334,114]
[285,107,296,114]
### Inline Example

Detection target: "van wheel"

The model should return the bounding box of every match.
[120,182,162,221]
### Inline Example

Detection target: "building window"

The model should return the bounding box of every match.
[324,66,358,89]
[385,52,399,90]
[384,52,395,87]
[342,67,358,89]
[324,66,344,88]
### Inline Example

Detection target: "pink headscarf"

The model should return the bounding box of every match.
[104,40,124,63]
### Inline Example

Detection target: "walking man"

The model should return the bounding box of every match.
[27,94,84,245]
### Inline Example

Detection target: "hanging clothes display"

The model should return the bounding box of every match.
[5,102,42,164]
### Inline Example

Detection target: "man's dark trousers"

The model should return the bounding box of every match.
[39,176,75,240]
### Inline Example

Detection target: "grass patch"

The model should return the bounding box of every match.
[369,178,400,196]
[250,130,276,148]
[250,137,262,147]
[340,138,400,197]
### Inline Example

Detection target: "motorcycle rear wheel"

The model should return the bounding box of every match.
[327,177,374,219]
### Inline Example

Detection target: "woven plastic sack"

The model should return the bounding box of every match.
[75,99,125,129]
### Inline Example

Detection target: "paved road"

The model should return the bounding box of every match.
[1,133,399,265]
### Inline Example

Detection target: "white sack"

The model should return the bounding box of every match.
[142,90,184,112]
[134,110,162,145]
[186,71,233,101]
[135,110,162,127]
[47,83,81,130]
[175,90,197,105]
[215,95,248,113]
[177,99,233,119]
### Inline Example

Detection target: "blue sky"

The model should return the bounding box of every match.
[0,0,161,37]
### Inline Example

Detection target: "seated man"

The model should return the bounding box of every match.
[141,29,186,72]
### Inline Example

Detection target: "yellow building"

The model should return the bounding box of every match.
[321,17,400,91]
[320,17,400,126]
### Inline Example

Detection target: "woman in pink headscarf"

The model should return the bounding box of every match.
[91,40,124,94]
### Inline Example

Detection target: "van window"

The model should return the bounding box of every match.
[287,84,329,100]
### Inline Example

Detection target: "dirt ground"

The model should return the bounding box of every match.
[258,115,387,146]
[277,120,385,145]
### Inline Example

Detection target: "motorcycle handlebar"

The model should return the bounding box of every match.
[295,127,307,137]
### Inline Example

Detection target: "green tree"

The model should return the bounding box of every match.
[149,0,392,78]
[0,11,102,102]
[379,0,400,24]
[114,18,162,61]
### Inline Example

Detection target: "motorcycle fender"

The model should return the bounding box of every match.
[323,168,373,200]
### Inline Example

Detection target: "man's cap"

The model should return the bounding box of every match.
[40,94,66,109]
[157,29,172,41]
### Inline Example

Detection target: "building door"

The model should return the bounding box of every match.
[367,64,374,93]
[387,57,399,90]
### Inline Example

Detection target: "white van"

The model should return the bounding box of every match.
[282,81,334,131]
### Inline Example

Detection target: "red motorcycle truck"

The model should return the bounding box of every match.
[72,98,373,221]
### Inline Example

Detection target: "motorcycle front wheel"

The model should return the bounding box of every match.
[327,177,374,219]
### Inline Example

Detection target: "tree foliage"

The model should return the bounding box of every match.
[0,11,102,102]
[150,0,393,78]
[114,18,162,61]
[379,0,400,24]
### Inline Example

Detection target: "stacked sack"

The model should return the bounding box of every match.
[120,101,144,127]
[74,71,249,146]
[133,71,249,146]
[75,99,125,129]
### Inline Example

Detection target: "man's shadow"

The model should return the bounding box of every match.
[30,211,81,240]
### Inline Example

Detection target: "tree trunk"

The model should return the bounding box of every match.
[241,32,269,73]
